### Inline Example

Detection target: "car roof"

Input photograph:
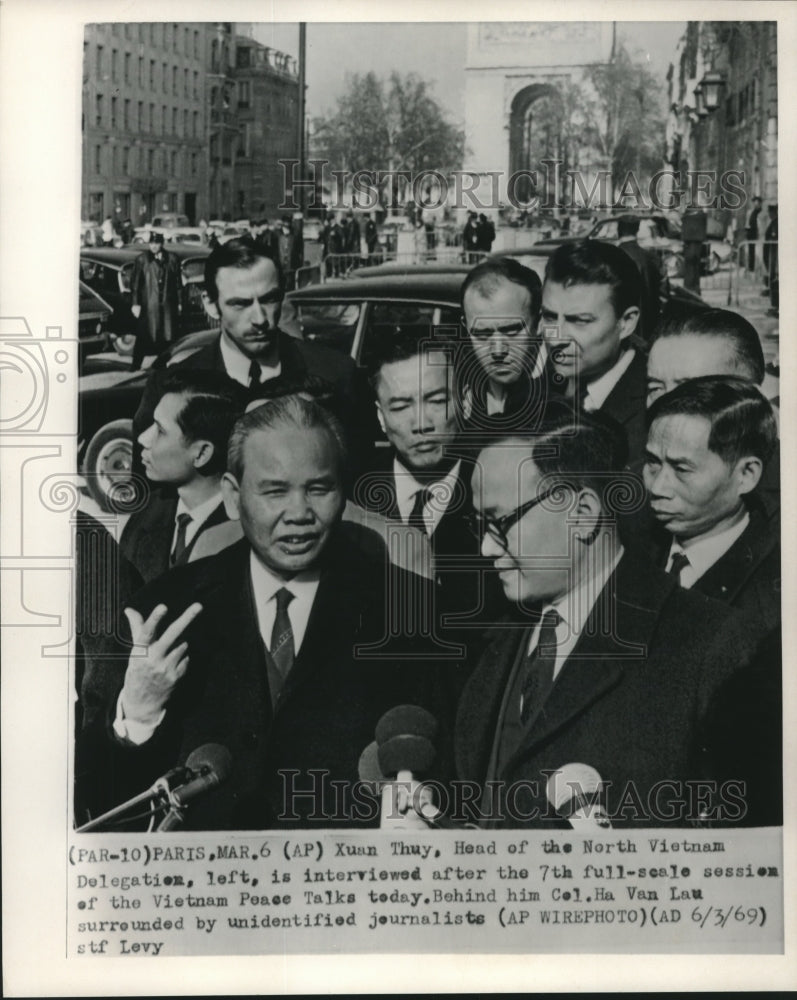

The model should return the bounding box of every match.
[80,246,145,266]
[287,270,467,302]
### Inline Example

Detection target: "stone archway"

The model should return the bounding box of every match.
[509,83,562,203]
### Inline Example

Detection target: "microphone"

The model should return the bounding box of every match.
[76,764,193,832]
[546,763,612,829]
[156,744,233,831]
[372,705,447,829]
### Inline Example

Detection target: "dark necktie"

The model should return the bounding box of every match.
[667,550,690,583]
[170,512,192,566]
[248,359,263,388]
[270,588,295,686]
[520,609,561,726]
[407,486,433,534]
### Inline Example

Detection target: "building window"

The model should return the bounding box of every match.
[194,30,199,58]
[163,62,168,93]
[138,55,144,86]
[111,48,118,82]
[137,100,143,131]
[173,23,178,52]
[124,52,131,84]
[184,27,190,54]
[211,86,218,110]
[149,59,155,89]
[237,122,249,157]
[150,103,156,132]
[172,107,178,133]
[237,81,250,108]
[172,66,178,94]
[184,68,189,97]
[162,105,168,134]
[94,145,102,173]
[191,152,198,176]
[193,111,198,138]
[123,98,130,130]
[96,44,103,78]
[236,46,251,69]
[111,96,117,128]
[95,93,103,127]
[193,71,199,99]
[183,109,188,135]
[170,149,178,174]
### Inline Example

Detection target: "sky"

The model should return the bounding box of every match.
[251,21,687,123]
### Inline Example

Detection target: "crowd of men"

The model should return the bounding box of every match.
[75,233,781,833]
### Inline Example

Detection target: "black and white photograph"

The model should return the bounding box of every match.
[1,0,794,993]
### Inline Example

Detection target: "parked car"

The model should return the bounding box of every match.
[149,212,191,229]
[79,245,212,359]
[78,280,113,360]
[80,220,104,247]
[78,256,707,509]
[533,212,730,276]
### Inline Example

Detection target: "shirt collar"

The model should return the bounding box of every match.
[249,551,321,603]
[393,456,462,530]
[175,491,224,529]
[548,542,624,635]
[219,330,282,387]
[583,348,636,412]
[668,511,750,580]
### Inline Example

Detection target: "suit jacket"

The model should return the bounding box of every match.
[133,330,378,482]
[76,529,461,831]
[130,249,181,344]
[599,346,648,465]
[119,490,236,584]
[650,506,780,639]
[454,553,767,829]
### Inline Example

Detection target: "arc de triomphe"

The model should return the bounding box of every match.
[464,22,614,209]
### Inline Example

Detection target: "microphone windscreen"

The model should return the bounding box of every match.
[378,734,435,776]
[546,763,603,812]
[358,741,385,783]
[375,705,438,745]
[185,743,233,782]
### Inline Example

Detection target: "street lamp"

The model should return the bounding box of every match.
[694,84,708,118]
[698,70,725,112]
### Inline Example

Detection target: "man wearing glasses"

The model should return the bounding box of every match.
[453,410,763,829]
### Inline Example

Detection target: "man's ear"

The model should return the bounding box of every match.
[375,401,387,436]
[201,292,220,321]
[617,304,640,342]
[221,472,242,520]
[734,455,764,496]
[574,486,603,543]
[192,440,214,472]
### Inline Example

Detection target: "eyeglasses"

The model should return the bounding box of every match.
[465,486,559,550]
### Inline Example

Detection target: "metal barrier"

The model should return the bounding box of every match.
[724,241,777,308]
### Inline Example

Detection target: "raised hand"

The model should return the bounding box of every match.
[119,602,203,725]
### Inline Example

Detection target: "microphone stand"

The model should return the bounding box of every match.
[76,776,173,832]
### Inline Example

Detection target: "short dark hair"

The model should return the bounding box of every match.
[150,231,165,244]
[646,375,777,467]
[461,256,543,322]
[227,393,349,485]
[203,236,283,303]
[158,370,246,476]
[651,308,766,385]
[544,240,641,315]
[479,406,630,511]
[365,323,455,391]
[617,215,640,238]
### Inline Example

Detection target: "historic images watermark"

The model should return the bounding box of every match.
[279,158,749,213]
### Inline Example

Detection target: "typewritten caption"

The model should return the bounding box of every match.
[68,830,783,955]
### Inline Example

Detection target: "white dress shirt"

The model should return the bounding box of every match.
[173,491,224,550]
[665,512,750,589]
[526,544,624,678]
[393,458,462,536]
[582,348,636,413]
[219,330,282,387]
[248,552,320,656]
